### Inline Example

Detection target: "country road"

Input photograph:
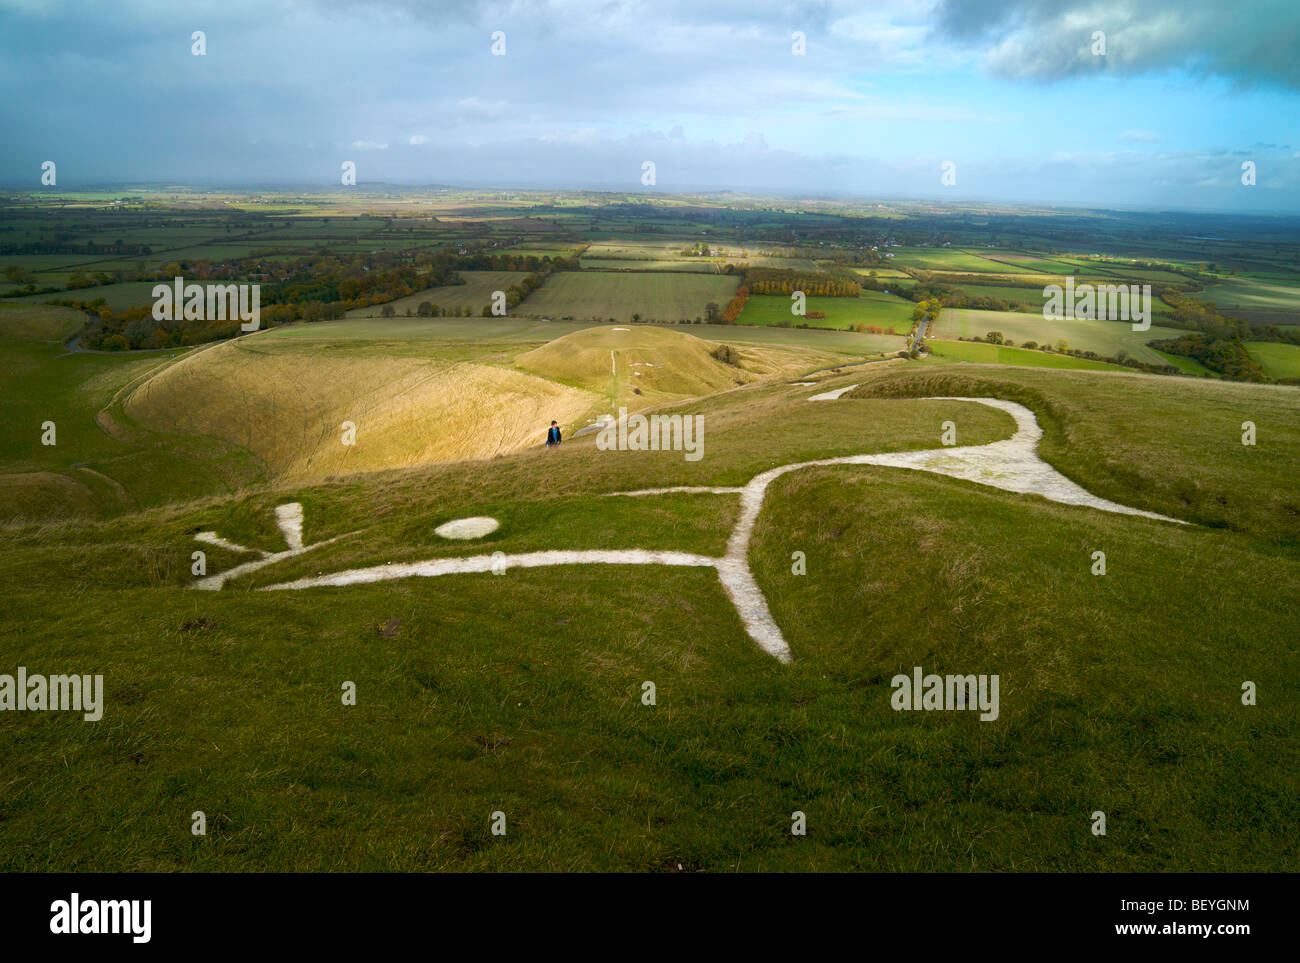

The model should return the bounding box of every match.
[909,312,933,353]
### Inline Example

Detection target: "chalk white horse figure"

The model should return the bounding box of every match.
[194,396,1181,662]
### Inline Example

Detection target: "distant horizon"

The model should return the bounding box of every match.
[7,181,1300,221]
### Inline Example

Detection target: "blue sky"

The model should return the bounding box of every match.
[2,0,1298,212]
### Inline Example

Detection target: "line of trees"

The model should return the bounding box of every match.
[480,271,548,315]
[1147,333,1268,382]
[720,286,749,323]
[0,240,152,255]
[740,267,861,297]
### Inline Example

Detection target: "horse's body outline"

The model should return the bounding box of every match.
[195,396,1182,662]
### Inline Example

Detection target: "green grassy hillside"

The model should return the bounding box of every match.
[0,350,1295,871]
[847,366,1299,541]
[0,312,262,522]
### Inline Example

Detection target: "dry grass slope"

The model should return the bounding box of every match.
[124,338,597,482]
[515,324,834,410]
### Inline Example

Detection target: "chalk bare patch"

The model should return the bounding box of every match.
[808,383,859,401]
[434,516,500,539]
[275,502,304,550]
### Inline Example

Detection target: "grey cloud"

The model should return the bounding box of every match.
[934,0,1300,88]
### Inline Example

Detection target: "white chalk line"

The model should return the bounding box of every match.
[265,549,717,589]
[808,383,860,401]
[192,501,360,589]
[202,399,1184,663]
[605,486,745,497]
[192,534,352,590]
[193,531,266,556]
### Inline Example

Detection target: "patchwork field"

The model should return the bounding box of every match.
[941,282,1178,318]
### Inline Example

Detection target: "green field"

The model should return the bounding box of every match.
[581,240,697,259]
[0,317,261,520]
[935,308,1189,365]
[853,268,912,279]
[3,280,163,311]
[849,365,1299,539]
[515,271,740,322]
[738,292,914,332]
[0,301,85,341]
[888,248,1029,274]
[925,340,1129,371]
[1201,276,1300,322]
[1244,341,1300,378]
[1153,349,1215,377]
[938,282,1044,307]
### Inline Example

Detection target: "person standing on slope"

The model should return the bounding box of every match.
[545,420,562,449]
